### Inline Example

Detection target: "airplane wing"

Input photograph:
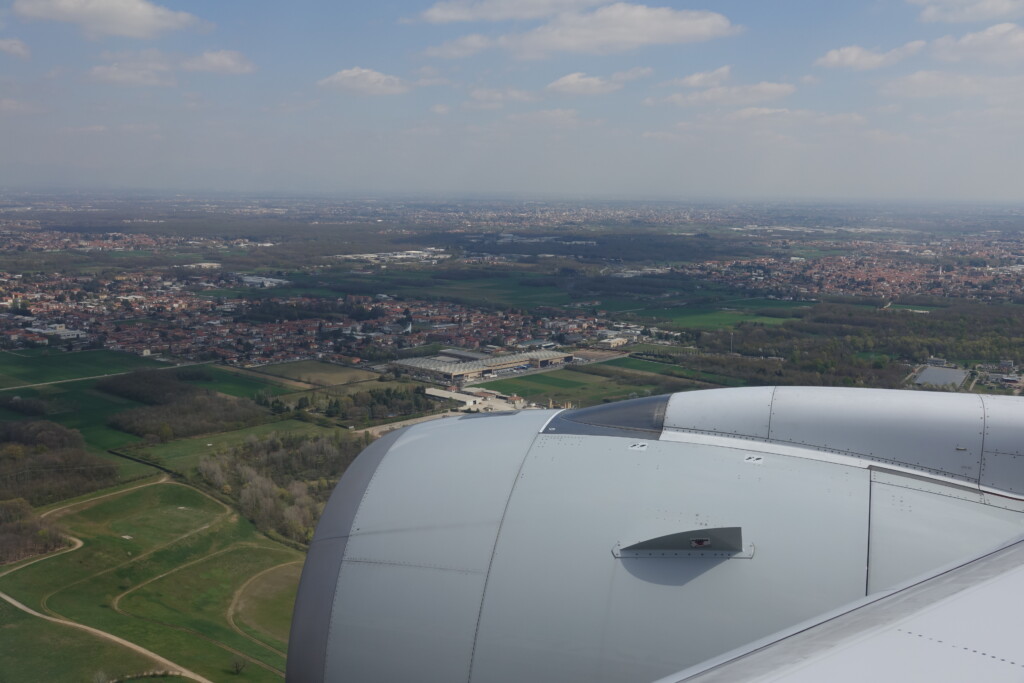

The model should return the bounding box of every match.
[287,387,1024,682]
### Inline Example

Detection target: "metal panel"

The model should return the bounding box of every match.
[326,562,486,683]
[769,387,985,483]
[286,426,402,683]
[662,386,774,439]
[665,539,1024,683]
[341,409,553,573]
[319,409,553,683]
[867,471,1024,593]
[470,433,870,683]
[980,394,1024,495]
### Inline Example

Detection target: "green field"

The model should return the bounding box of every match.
[633,307,789,329]
[234,562,302,653]
[0,349,164,389]
[480,369,665,407]
[255,360,378,386]
[0,599,174,683]
[183,365,293,399]
[603,356,747,386]
[136,419,336,475]
[0,377,156,479]
[0,481,303,682]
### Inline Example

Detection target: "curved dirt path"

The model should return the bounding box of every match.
[226,560,303,658]
[0,476,214,682]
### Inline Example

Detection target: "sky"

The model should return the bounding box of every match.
[1,0,1024,201]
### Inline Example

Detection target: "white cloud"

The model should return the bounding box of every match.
[426,3,738,59]
[317,67,410,95]
[431,104,451,114]
[13,0,198,38]
[506,108,581,126]
[421,0,605,23]
[181,50,255,74]
[0,38,30,59]
[612,66,653,81]
[465,87,534,109]
[933,22,1024,62]
[424,33,492,58]
[90,50,174,86]
[546,67,651,94]
[815,41,925,69]
[908,0,1024,23]
[546,72,620,95]
[666,82,795,106]
[506,4,738,57]
[664,65,731,87]
[0,98,39,114]
[727,108,866,126]
[883,69,1024,101]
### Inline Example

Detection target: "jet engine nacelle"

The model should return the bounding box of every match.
[288,387,1024,682]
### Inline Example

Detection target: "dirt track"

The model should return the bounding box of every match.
[0,476,214,683]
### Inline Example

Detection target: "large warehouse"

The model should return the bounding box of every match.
[391,349,573,384]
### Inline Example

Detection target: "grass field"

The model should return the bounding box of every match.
[633,307,789,329]
[234,562,302,653]
[603,356,747,386]
[137,419,337,475]
[0,481,303,682]
[0,378,157,480]
[0,599,174,683]
[182,365,293,399]
[0,349,164,389]
[480,369,664,407]
[255,360,378,386]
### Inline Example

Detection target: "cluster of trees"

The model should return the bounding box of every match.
[0,395,49,416]
[0,497,66,564]
[0,421,118,506]
[196,431,371,543]
[323,386,440,421]
[100,369,268,441]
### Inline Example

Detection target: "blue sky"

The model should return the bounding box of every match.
[2,0,1024,201]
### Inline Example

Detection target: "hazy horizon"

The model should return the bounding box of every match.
[3,0,1024,202]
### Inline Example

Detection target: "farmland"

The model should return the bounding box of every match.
[0,349,165,389]
[0,479,302,682]
[253,360,378,386]
[136,419,337,476]
[479,368,667,407]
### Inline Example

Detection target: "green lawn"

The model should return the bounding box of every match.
[0,482,300,682]
[0,349,164,389]
[0,378,157,480]
[136,419,336,475]
[235,562,302,653]
[603,356,747,386]
[0,599,170,683]
[634,307,789,329]
[480,369,665,406]
[255,360,378,386]
[182,365,293,398]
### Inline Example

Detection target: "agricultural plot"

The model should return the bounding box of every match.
[0,600,168,683]
[603,356,746,387]
[0,481,302,682]
[234,562,302,654]
[633,307,788,329]
[256,360,378,386]
[0,349,163,389]
[480,369,664,407]
[137,419,336,475]
[180,365,292,399]
[0,378,156,480]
